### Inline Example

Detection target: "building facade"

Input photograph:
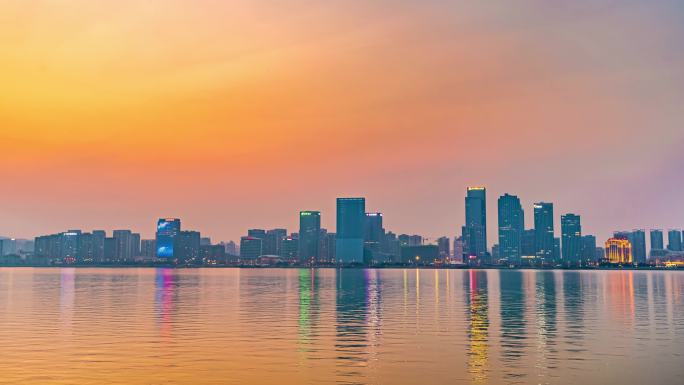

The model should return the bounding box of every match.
[335,198,365,264]
[497,193,524,263]
[534,202,555,262]
[561,214,582,264]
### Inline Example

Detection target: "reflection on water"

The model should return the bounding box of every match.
[499,271,527,382]
[336,269,372,383]
[465,270,489,384]
[155,268,176,337]
[0,268,683,385]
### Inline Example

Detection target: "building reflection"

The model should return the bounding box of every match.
[562,272,586,356]
[335,269,375,383]
[60,268,75,328]
[535,271,558,376]
[298,268,320,353]
[155,268,177,337]
[607,271,635,327]
[498,270,527,380]
[464,270,489,384]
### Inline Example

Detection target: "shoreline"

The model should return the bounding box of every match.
[0,264,681,271]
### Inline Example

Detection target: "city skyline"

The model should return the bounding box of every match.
[2,1,684,245]
[5,188,684,252]
[17,189,684,267]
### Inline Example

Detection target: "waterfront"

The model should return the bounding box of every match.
[0,268,682,385]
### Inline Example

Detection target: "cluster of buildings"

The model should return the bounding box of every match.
[462,187,684,267]
[10,188,684,267]
[31,221,232,265]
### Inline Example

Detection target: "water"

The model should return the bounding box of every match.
[0,268,682,385]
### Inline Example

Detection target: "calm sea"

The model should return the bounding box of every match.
[0,268,682,385]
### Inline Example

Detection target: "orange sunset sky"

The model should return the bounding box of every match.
[1,1,683,244]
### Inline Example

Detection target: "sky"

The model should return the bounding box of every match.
[1,1,683,245]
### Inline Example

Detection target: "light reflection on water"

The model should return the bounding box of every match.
[0,268,683,385]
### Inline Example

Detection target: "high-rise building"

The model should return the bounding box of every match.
[113,230,135,261]
[561,214,582,264]
[298,211,321,263]
[131,233,141,257]
[104,237,116,260]
[141,239,156,258]
[364,213,384,243]
[61,230,81,260]
[650,229,664,252]
[605,237,632,264]
[177,231,200,261]
[581,235,597,263]
[497,194,524,263]
[78,232,94,261]
[240,236,263,260]
[325,232,336,262]
[534,202,554,262]
[667,230,682,251]
[156,218,181,258]
[363,212,385,261]
[463,187,487,260]
[92,230,106,262]
[453,236,465,262]
[630,229,647,264]
[437,236,450,260]
[224,241,238,256]
[263,229,287,256]
[281,236,299,261]
[335,197,365,264]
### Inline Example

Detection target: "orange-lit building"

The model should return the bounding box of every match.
[605,237,633,264]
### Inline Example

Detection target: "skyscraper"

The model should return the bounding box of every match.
[464,187,487,260]
[437,236,450,261]
[630,229,647,264]
[667,230,682,251]
[298,211,321,263]
[363,213,384,243]
[497,193,524,263]
[335,197,365,264]
[156,218,181,258]
[581,235,597,263]
[363,212,384,263]
[533,202,554,262]
[560,213,581,264]
[650,229,664,256]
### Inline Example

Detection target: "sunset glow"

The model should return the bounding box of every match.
[2,1,683,242]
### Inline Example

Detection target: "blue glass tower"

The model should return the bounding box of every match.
[335,198,365,264]
[156,218,181,258]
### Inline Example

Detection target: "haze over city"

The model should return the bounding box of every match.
[2,1,684,245]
